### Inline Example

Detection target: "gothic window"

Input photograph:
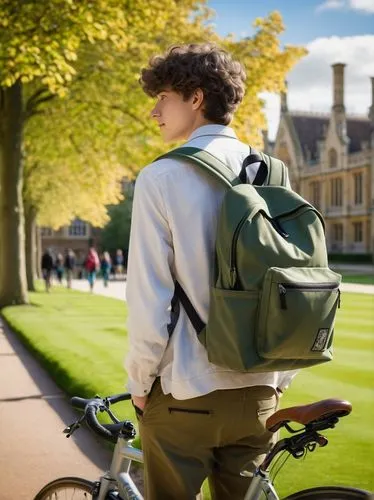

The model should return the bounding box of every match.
[328,148,338,168]
[309,181,321,208]
[353,222,363,243]
[331,178,343,206]
[354,173,363,205]
[332,223,343,242]
[68,219,87,237]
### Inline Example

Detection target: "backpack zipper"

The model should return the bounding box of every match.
[230,210,289,288]
[278,282,341,310]
[230,211,250,288]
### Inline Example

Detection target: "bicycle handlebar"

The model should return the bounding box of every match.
[71,396,91,410]
[70,392,134,443]
[85,402,116,441]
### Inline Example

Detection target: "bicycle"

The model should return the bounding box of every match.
[33,392,372,499]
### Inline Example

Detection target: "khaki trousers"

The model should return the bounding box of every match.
[136,379,278,500]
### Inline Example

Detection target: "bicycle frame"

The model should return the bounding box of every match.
[243,471,279,500]
[95,435,143,500]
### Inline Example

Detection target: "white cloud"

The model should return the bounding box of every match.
[349,0,374,13]
[316,0,345,12]
[316,0,374,12]
[262,35,374,140]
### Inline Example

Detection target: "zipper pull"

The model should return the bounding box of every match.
[278,284,287,310]
[337,288,341,308]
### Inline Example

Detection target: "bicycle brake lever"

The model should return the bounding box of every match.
[63,421,80,438]
[99,398,120,424]
[63,414,86,438]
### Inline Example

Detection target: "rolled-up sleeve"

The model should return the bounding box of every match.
[124,167,174,396]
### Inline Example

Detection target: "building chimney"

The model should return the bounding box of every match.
[369,77,374,123]
[332,63,346,112]
[280,81,288,113]
[331,63,347,142]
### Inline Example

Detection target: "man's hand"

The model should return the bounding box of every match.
[132,395,148,411]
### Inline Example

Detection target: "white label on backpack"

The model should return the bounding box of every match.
[311,328,329,351]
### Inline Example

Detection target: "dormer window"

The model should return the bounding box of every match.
[329,148,338,168]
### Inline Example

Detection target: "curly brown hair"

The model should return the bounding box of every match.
[140,44,246,125]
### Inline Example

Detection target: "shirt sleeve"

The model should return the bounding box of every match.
[124,167,174,397]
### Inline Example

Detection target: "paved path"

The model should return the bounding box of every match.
[71,278,127,300]
[70,277,374,301]
[0,318,112,500]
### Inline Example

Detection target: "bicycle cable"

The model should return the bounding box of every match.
[269,450,292,485]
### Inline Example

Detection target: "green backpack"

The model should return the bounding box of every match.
[159,146,342,372]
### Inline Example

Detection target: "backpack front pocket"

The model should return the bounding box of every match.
[257,267,341,363]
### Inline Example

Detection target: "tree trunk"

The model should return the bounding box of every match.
[0,82,28,307]
[36,225,42,279]
[25,203,37,291]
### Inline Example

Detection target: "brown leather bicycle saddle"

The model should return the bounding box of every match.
[266,399,352,433]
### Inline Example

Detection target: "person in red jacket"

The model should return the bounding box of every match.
[84,247,100,292]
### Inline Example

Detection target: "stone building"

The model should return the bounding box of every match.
[40,219,99,265]
[272,63,374,258]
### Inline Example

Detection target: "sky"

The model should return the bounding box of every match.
[207,0,374,139]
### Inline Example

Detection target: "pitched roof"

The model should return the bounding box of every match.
[289,113,329,161]
[346,118,372,153]
[288,112,372,160]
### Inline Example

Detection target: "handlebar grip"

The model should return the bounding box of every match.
[86,404,116,442]
[71,396,91,410]
[107,392,132,405]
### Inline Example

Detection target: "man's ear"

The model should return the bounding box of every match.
[192,88,204,110]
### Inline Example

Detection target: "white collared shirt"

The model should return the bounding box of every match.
[125,124,296,399]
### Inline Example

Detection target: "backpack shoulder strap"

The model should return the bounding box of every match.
[156,146,240,188]
[259,152,288,187]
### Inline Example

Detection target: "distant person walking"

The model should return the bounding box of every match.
[64,249,76,289]
[114,249,124,279]
[100,251,112,287]
[55,253,64,284]
[41,249,54,293]
[84,247,100,292]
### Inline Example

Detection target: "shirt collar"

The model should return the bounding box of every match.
[187,124,237,142]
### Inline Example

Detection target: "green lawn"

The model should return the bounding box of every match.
[341,274,374,285]
[2,285,133,422]
[2,286,373,497]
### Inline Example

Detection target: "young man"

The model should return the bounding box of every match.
[125,44,296,499]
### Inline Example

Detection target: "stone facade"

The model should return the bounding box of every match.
[272,64,374,257]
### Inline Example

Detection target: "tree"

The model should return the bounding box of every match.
[0,0,214,303]
[0,0,129,306]
[19,0,215,291]
[100,184,134,257]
